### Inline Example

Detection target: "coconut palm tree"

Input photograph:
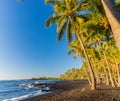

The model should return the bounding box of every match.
[82,0,118,86]
[45,0,96,89]
[68,39,92,85]
[106,40,120,86]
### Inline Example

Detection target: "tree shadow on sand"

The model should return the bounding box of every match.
[79,84,120,101]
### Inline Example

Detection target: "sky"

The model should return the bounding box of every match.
[0,0,82,80]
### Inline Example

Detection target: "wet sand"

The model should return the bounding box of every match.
[21,80,120,101]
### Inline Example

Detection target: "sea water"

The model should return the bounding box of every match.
[0,80,60,101]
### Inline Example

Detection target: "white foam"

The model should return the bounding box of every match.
[34,81,39,84]
[19,84,26,86]
[19,84,34,90]
[2,90,51,101]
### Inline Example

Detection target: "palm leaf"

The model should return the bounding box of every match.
[45,0,55,4]
[74,50,79,59]
[57,17,65,31]
[72,0,90,12]
[116,0,120,10]
[66,19,72,42]
[45,14,60,27]
[68,49,75,55]
[45,0,59,4]
[45,0,65,6]
[84,31,95,43]
[57,21,67,41]
[54,3,66,13]
[45,16,53,27]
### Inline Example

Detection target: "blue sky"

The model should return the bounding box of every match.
[0,0,82,80]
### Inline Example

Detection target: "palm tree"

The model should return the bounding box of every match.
[107,41,120,86]
[82,0,118,86]
[114,53,120,87]
[101,0,120,50]
[68,39,92,85]
[90,0,120,87]
[99,36,116,87]
[45,0,96,89]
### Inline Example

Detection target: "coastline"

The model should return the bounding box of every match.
[21,80,120,101]
[20,80,88,101]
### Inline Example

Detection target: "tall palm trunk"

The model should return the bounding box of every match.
[77,34,96,89]
[98,49,109,85]
[101,0,120,50]
[115,60,120,87]
[104,67,109,85]
[84,66,92,85]
[71,17,96,89]
[103,51,115,87]
[81,57,92,85]
[91,58,99,84]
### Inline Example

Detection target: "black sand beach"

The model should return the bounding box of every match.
[21,80,120,101]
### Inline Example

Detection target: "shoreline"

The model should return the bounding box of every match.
[21,80,120,101]
[20,80,88,101]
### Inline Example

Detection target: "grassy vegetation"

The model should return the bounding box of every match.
[60,68,87,80]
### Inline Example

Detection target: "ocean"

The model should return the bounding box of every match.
[0,80,61,101]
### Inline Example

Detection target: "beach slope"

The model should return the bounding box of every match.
[22,80,120,101]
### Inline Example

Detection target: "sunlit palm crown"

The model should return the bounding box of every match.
[45,0,90,42]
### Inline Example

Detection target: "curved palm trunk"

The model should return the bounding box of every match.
[81,57,92,85]
[84,66,92,85]
[103,51,115,87]
[71,17,96,89]
[104,67,109,85]
[91,59,99,84]
[101,0,120,50]
[97,48,109,85]
[115,60,120,87]
[77,34,96,89]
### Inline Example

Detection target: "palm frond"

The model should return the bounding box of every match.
[57,21,67,41]
[90,0,104,15]
[84,31,95,43]
[45,16,53,27]
[72,0,90,12]
[57,17,66,31]
[66,19,72,42]
[68,49,75,55]
[45,0,57,4]
[74,50,79,59]
[45,0,65,11]
[54,3,65,13]
[116,0,120,10]
[45,14,60,27]
[45,0,54,4]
